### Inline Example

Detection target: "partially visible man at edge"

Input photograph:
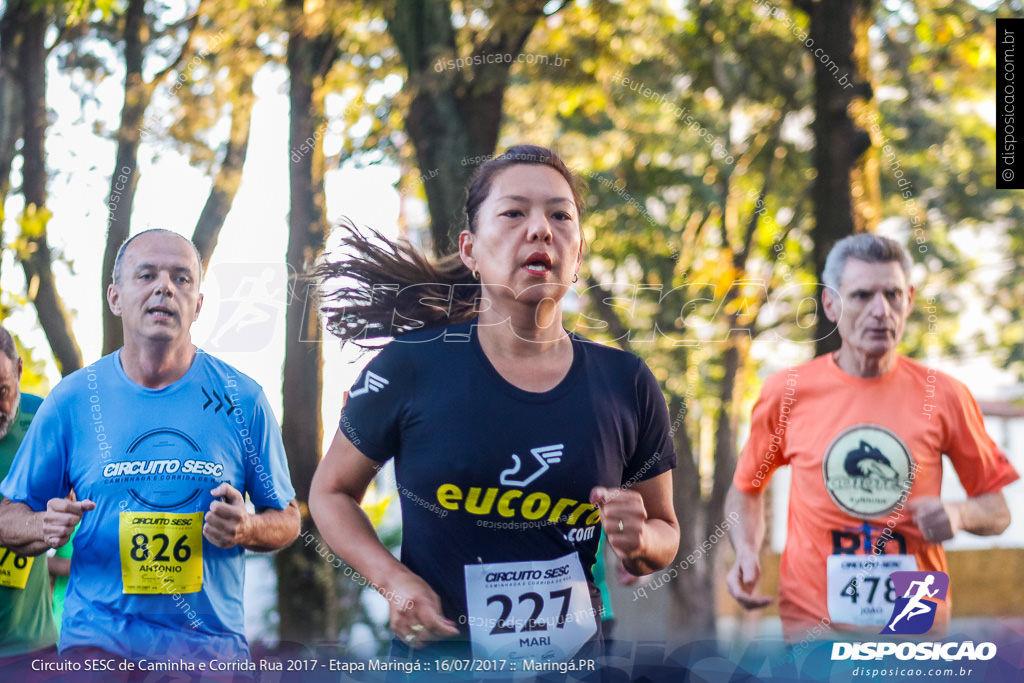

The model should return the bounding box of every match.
[0,326,56,674]
[725,233,1018,642]
[0,229,300,670]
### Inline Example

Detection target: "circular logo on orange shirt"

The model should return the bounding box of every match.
[822,424,915,519]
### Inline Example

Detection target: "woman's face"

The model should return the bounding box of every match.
[459,164,582,307]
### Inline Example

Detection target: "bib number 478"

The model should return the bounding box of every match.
[840,576,896,605]
[826,554,917,626]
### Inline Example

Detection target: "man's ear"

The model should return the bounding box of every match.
[107,283,122,317]
[822,286,841,324]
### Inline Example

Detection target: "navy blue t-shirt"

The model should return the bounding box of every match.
[341,319,676,636]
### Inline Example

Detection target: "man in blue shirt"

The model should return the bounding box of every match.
[0,230,300,665]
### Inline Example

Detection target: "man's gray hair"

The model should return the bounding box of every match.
[822,233,912,291]
[112,229,203,285]
[0,326,18,363]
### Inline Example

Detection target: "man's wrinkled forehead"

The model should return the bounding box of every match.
[122,232,202,278]
[838,258,910,291]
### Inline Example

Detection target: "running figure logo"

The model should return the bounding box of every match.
[204,264,286,352]
[880,571,949,635]
[499,445,564,487]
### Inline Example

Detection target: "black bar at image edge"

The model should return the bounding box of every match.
[998,18,1024,190]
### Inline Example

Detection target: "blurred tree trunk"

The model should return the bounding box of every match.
[192,70,255,272]
[386,0,551,255]
[666,391,713,642]
[0,0,27,265]
[17,4,83,375]
[100,0,198,353]
[101,0,149,354]
[276,0,339,646]
[663,127,782,640]
[709,338,741,521]
[849,10,881,238]
[794,0,874,357]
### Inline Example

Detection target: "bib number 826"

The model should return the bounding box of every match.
[486,588,572,635]
[129,532,192,563]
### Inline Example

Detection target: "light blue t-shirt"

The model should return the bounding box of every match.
[0,349,295,662]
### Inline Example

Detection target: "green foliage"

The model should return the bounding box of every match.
[13,334,50,396]
[65,0,119,23]
[871,0,1024,371]
[990,207,1024,379]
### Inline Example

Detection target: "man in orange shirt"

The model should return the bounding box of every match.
[725,233,1018,643]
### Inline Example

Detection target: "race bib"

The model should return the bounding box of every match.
[827,554,918,625]
[0,546,33,589]
[120,512,203,594]
[464,553,597,664]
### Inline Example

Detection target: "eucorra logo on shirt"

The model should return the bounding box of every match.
[822,424,914,519]
[436,443,603,536]
[435,483,600,527]
[499,444,563,487]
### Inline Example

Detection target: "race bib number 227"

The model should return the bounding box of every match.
[464,553,597,663]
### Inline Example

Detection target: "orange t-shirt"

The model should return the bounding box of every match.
[733,353,1018,642]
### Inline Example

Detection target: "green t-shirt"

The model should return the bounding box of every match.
[0,393,57,656]
[51,527,76,634]
[593,533,614,622]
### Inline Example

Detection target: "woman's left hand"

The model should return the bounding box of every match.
[590,486,647,559]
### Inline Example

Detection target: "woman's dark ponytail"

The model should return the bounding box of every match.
[317,222,479,345]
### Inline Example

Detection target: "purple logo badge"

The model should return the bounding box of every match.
[880,571,949,635]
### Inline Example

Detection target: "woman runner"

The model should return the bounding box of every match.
[310,145,680,665]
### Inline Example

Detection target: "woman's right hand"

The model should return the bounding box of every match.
[384,568,460,648]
